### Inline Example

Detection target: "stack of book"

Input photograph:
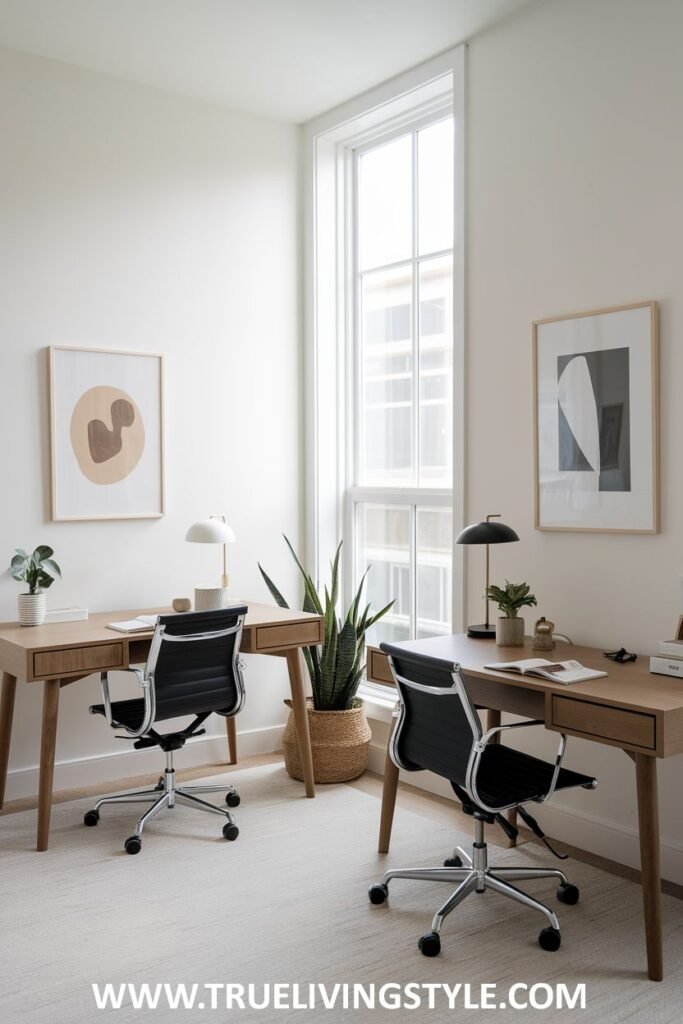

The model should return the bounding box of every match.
[650,640,683,678]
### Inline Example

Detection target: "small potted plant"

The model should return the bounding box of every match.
[9,546,61,626]
[486,580,537,647]
[259,537,393,784]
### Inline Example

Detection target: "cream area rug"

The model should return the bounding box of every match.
[1,763,682,1024]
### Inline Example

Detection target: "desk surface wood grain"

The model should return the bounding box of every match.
[367,635,683,757]
[0,603,324,681]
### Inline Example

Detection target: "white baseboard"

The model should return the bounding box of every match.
[5,724,285,802]
[368,742,683,886]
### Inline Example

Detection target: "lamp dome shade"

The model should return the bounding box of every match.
[455,521,519,545]
[185,519,236,544]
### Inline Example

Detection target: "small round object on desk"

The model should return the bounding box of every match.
[172,597,192,613]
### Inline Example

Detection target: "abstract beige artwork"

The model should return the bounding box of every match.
[49,347,164,520]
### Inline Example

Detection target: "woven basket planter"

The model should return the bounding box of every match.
[282,698,372,784]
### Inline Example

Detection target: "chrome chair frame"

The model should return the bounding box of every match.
[376,657,596,946]
[88,616,246,844]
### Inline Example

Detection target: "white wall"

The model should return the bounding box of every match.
[462,0,683,881]
[0,46,302,798]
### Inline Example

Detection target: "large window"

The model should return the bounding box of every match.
[348,115,455,644]
[306,54,464,663]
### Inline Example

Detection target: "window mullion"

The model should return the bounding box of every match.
[410,504,418,638]
[411,128,420,490]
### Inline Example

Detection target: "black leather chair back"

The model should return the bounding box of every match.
[381,642,480,789]
[148,607,247,723]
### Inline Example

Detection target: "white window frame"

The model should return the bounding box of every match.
[303,48,467,650]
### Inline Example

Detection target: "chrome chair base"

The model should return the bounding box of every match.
[83,752,240,854]
[370,818,578,955]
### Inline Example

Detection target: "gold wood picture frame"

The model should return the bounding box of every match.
[533,301,659,533]
[48,345,165,521]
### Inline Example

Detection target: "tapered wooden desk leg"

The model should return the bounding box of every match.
[225,717,237,765]
[486,708,518,846]
[378,739,399,854]
[0,672,17,809]
[37,680,61,852]
[635,753,663,981]
[285,649,315,798]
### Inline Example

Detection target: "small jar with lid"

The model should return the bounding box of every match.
[532,616,555,651]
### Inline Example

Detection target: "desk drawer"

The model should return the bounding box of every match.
[551,695,655,750]
[368,648,394,685]
[33,642,124,679]
[254,620,323,651]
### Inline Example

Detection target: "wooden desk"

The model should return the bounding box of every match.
[367,635,683,982]
[0,602,323,852]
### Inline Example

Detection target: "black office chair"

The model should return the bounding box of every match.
[368,641,597,955]
[83,607,247,855]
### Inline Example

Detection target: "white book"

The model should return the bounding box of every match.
[484,658,608,685]
[45,606,89,623]
[106,615,159,633]
[656,640,683,659]
[650,656,683,679]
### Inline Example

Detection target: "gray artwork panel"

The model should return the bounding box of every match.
[557,347,630,492]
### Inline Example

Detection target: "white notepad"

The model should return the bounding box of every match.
[106,615,158,633]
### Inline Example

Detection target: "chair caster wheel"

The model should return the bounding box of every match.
[557,882,579,905]
[443,856,462,867]
[223,823,239,841]
[124,836,142,855]
[368,883,388,905]
[538,927,561,951]
[225,792,241,808]
[418,932,441,957]
[83,809,99,827]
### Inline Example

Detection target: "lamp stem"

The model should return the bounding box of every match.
[222,544,229,589]
[485,543,490,629]
[484,513,501,630]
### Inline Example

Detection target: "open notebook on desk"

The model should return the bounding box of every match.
[484,657,608,685]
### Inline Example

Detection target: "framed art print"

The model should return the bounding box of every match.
[533,301,659,533]
[49,346,165,521]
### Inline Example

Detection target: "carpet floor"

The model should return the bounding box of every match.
[2,763,682,1023]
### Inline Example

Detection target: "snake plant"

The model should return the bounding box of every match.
[259,537,394,711]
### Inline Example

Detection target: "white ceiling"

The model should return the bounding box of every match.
[0,0,534,123]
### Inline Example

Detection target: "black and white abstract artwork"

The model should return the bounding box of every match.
[534,303,658,532]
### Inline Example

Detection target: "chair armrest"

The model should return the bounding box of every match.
[478,718,544,749]
[537,732,568,804]
[99,667,150,733]
[473,718,569,806]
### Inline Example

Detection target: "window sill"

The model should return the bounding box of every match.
[358,682,397,724]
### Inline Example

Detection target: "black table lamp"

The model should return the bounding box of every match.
[455,514,519,638]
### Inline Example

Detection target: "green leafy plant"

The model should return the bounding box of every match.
[259,537,394,711]
[486,580,537,619]
[10,546,61,595]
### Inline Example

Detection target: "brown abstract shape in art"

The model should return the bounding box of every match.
[70,386,145,485]
[87,398,136,463]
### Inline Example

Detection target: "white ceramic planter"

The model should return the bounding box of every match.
[194,585,228,611]
[496,616,524,646]
[18,592,47,627]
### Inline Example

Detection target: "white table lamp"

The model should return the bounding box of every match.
[186,515,236,609]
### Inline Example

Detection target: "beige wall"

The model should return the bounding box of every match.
[0,46,302,797]
[461,0,683,881]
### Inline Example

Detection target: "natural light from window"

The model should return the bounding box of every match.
[350,116,454,645]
